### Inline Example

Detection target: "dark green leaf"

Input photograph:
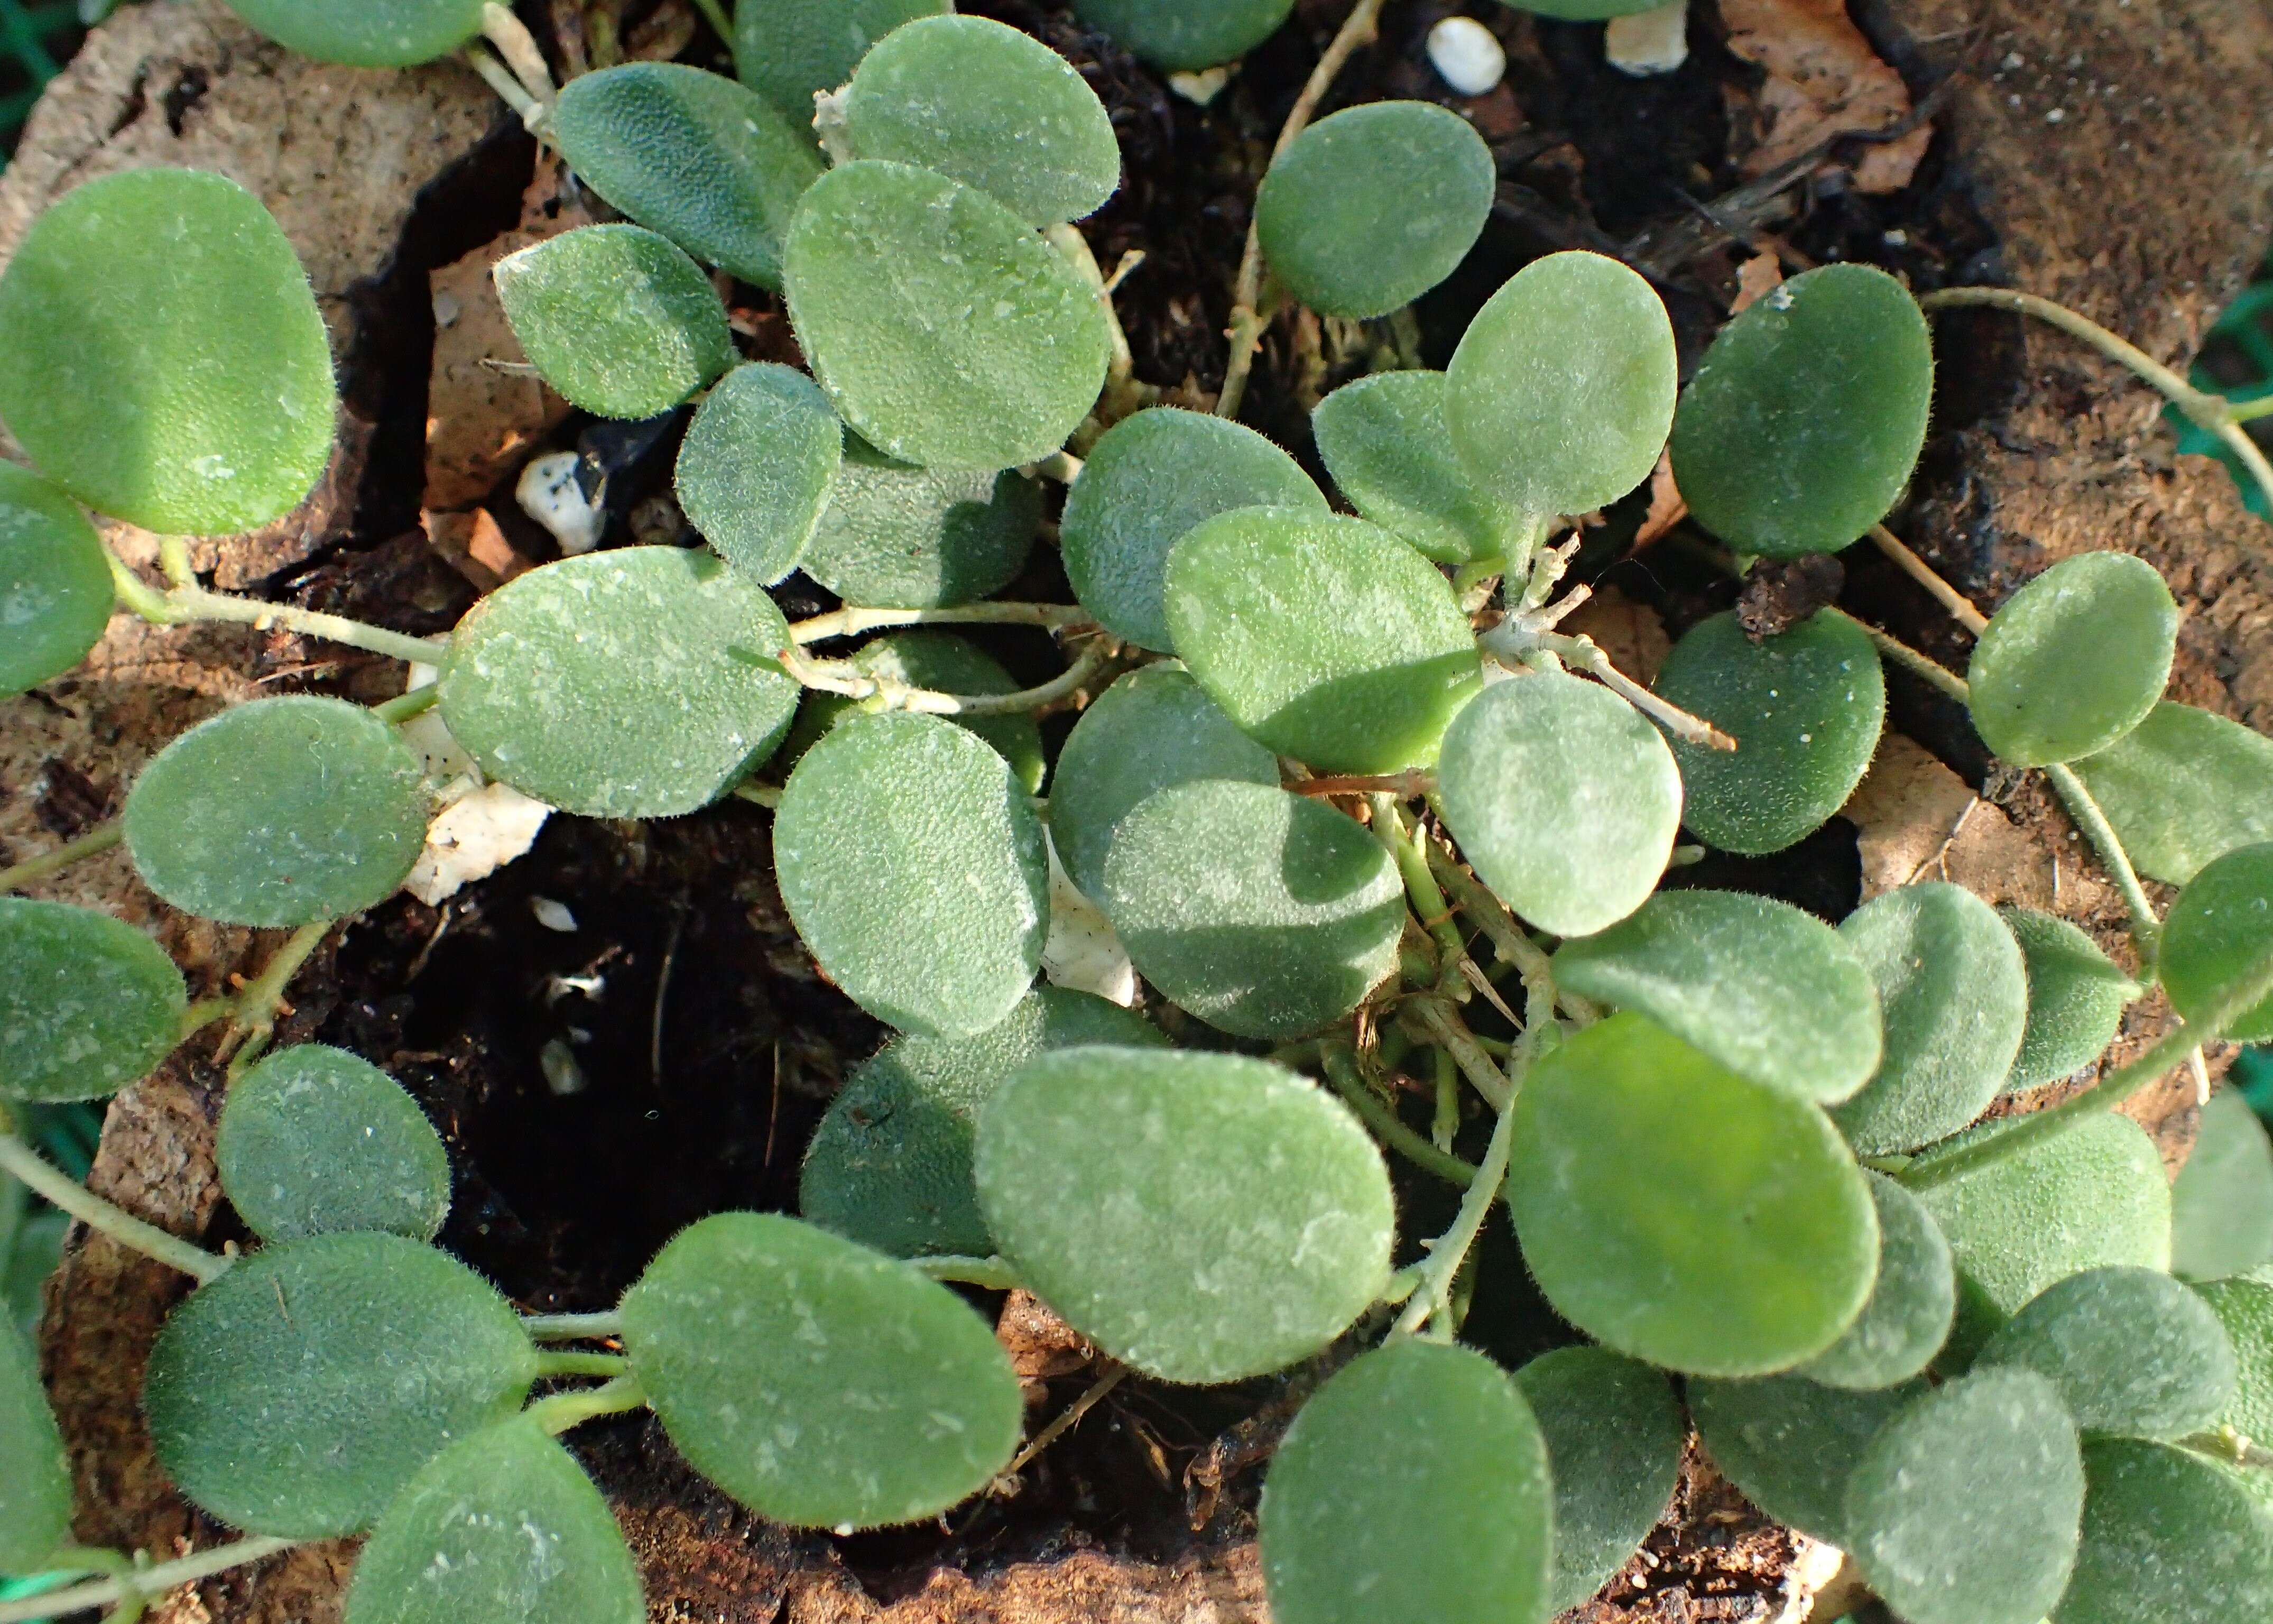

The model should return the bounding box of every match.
[675,363,843,585]
[1979,1266,2237,1440]
[1510,2,1678,16]
[2173,1093,2273,1282]
[2002,906,2139,1090]
[0,462,112,697]
[780,631,1047,793]
[1311,370,1521,566]
[2055,1439,2273,1624]
[219,1044,450,1243]
[1799,1170,1956,1390]
[2197,1279,2273,1444]
[1968,553,2178,765]
[2069,702,2273,885]
[0,1319,70,1572]
[1512,1346,1684,1612]
[1690,1373,1924,1546]
[799,436,1040,608]
[221,0,485,64]
[0,898,186,1103]
[736,0,947,120]
[494,225,734,420]
[1067,0,1292,70]
[2159,842,2273,1043]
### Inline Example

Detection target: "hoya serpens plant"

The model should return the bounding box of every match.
[3,3,2273,1623]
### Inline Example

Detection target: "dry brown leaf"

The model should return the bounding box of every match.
[1722,0,1932,194]
[1732,249,1786,311]
[1631,449,1688,550]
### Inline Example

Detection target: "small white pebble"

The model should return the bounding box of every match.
[2001,51,2026,70]
[2045,107,2066,123]
[1883,227,1910,246]
[539,1038,588,1097]
[531,896,579,933]
[1603,2,1689,79]
[1166,66,1230,106]
[1427,16,1508,96]
[516,450,606,556]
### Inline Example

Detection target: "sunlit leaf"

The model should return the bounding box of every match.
[780,631,1047,794]
[1690,1373,1924,1546]
[1311,370,1522,566]
[674,363,842,585]
[619,1212,1021,1527]
[975,1047,1394,1383]
[800,986,1162,1258]
[1261,1341,1553,1624]
[1828,882,2029,1155]
[1799,1170,1955,1390]
[1978,1266,2237,1441]
[2173,1094,2273,1282]
[783,161,1111,470]
[2069,702,2273,885]
[221,0,485,64]
[551,63,825,289]
[1967,552,2178,765]
[2054,1438,2273,1624]
[1843,1368,2084,1624]
[1554,888,1881,1103]
[494,225,734,420]
[2001,906,2139,1090]
[0,898,185,1103]
[1507,1013,1878,1376]
[845,16,1118,227]
[1512,1346,1683,1612]
[219,1044,450,1244]
[1098,780,1403,1039]
[1060,407,1326,652]
[1068,0,1292,70]
[799,436,1041,608]
[439,547,799,819]
[0,168,335,534]
[1669,264,1933,558]
[2158,842,2273,1043]
[0,1319,70,1572]
[344,1417,643,1624]
[125,696,428,926]
[0,462,112,697]
[774,712,1048,1038]
[143,1232,537,1536]
[1650,608,1885,855]
[2197,1279,2273,1443]
[736,0,947,120]
[1444,251,1678,522]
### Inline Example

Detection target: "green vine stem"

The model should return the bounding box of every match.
[0,1537,301,1624]
[105,546,448,668]
[521,1308,626,1342]
[1318,1041,1480,1187]
[1422,844,1601,1025]
[0,820,124,894]
[533,1350,631,1380]
[218,919,337,1082]
[1823,607,1972,703]
[371,685,440,726]
[1408,998,1512,1111]
[911,1254,1023,1290]
[0,1117,227,1282]
[2043,762,2163,957]
[524,1373,648,1436]
[788,601,1095,644]
[1868,524,1990,634]
[1371,796,1467,982]
[777,640,1115,718]
[1392,1091,1516,1340]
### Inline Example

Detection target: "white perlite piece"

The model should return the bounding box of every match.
[405,782,553,906]
[1606,1,1690,78]
[531,896,579,933]
[1167,66,1232,106]
[1426,16,1506,97]
[1040,832,1138,1007]
[516,449,606,555]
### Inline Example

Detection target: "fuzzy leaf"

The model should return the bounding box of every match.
[1512,2,1678,15]
[780,631,1047,793]
[0,1320,70,1572]
[736,0,947,119]
[0,463,112,697]
[1068,0,1292,70]
[2173,1094,2273,1282]
[1978,1266,2238,1441]
[1799,1169,1956,1390]
[2158,842,2273,1043]
[221,0,485,64]
[1311,370,1521,566]
[1512,1347,1684,1612]
[0,898,186,1103]
[2001,906,2139,1090]
[2198,1279,2273,1443]
[2069,702,2273,885]
[975,1047,1394,1383]
[494,225,732,420]
[674,363,843,585]
[799,437,1040,608]
[2054,1439,2273,1624]
[1969,552,2178,765]
[219,1044,450,1244]
[1690,1373,1924,1546]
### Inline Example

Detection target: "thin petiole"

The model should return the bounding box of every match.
[371,685,439,726]
[534,1350,631,1380]
[524,1373,647,1436]
[521,1309,625,1343]
[1825,607,1973,703]
[779,641,1115,718]
[912,1254,1022,1291]
[106,544,448,668]
[1318,1041,1480,1188]
[789,601,1095,644]
[479,2,558,105]
[0,821,124,894]
[2044,762,2161,958]
[1370,796,1467,982]
[0,1122,227,1282]
[0,1537,300,1624]
[219,920,335,1082]
[1868,524,1989,634]
[1392,1088,1517,1340]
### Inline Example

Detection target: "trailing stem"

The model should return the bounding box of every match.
[2043,762,2162,958]
[1869,525,1989,633]
[0,1537,301,1624]
[521,1309,625,1342]
[1392,1094,1516,1340]
[788,602,1095,643]
[0,820,124,894]
[777,641,1115,718]
[0,1118,227,1282]
[218,920,336,1081]
[105,546,447,668]
[1318,1041,1480,1187]
[524,1373,648,1436]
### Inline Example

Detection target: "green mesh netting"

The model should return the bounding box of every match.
[2172,255,2273,519]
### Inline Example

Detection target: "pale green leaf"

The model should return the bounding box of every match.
[1978,1266,2238,1441]
[1311,370,1521,566]
[1969,552,2178,765]
[0,897,185,1103]
[675,363,842,585]
[494,225,733,420]
[1512,1346,1684,1612]
[1798,1170,1956,1390]
[2069,702,2273,885]
[0,462,112,697]
[219,1044,450,1243]
[2001,906,2139,1090]
[221,0,485,64]
[799,436,1041,608]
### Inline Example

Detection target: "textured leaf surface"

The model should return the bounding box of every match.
[1969,553,2177,765]
[736,0,947,118]
[1690,1373,1922,1546]
[1261,1341,1552,1624]
[1513,1347,1684,1612]
[675,363,843,585]
[1829,882,2029,1154]
[2054,1438,2273,1624]
[1799,1170,1955,1389]
[784,161,1111,470]
[1979,1266,2237,1440]
[1515,1,1678,15]
[494,225,732,420]
[1165,508,1480,773]
[1099,780,1403,1039]
[1438,672,1681,938]
[0,898,184,1103]
[1444,251,1678,521]
[0,1320,70,1572]
[781,631,1047,793]
[1311,369,1519,565]
[0,462,111,697]
[800,987,1161,1257]
[1669,264,1933,558]
[439,547,800,819]
[1060,408,1325,651]
[2069,702,2273,885]
[800,436,1039,608]
[219,1045,450,1243]
[2173,1093,2273,1282]
[0,168,334,534]
[222,0,485,64]
[344,1418,643,1624]
[2002,906,2138,1090]
[2199,1279,2273,1443]
[1508,1013,1878,1376]
[1554,888,1880,1102]
[143,1232,536,1536]
[125,696,428,926]
[1651,609,1884,855]
[2159,842,2273,1042]
[774,713,1048,1037]
[551,64,824,288]
[1068,0,1292,69]
[976,1047,1394,1383]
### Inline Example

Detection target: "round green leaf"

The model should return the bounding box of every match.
[1968,552,2178,765]
[2002,906,2139,1090]
[2055,1438,2273,1624]
[438,546,800,819]
[675,363,843,585]
[845,17,1118,227]
[0,898,185,1103]
[1512,1346,1684,1612]
[784,161,1112,470]
[1312,370,1522,566]
[1669,263,1933,558]
[781,631,1047,794]
[736,0,948,119]
[219,1044,450,1244]
[2198,1279,2273,1443]
[0,1321,70,1573]
[125,696,428,926]
[1828,882,2030,1155]
[1651,608,1886,856]
[1060,407,1327,652]
[1507,1012,1879,1376]
[552,64,825,290]
[344,1417,642,1624]
[1844,1367,2084,1624]
[1979,1266,2237,1441]
[2160,842,2273,1044]
[774,712,1048,1038]
[1164,508,1481,773]
[1068,0,1292,70]
[0,168,335,535]
[144,1232,537,1536]
[1690,1373,1924,1546]
[1799,1169,1956,1390]
[493,225,733,420]
[1254,102,1494,321]
[1098,780,1404,1039]
[0,462,111,697]
[222,0,485,64]
[619,1212,1021,1528]
[799,436,1040,608]
[1444,251,1679,521]
[975,1047,1394,1383]
[2173,1093,2273,1282]
[1050,666,1280,902]
[1437,672,1682,938]
[1260,1341,1553,1624]
[800,986,1162,1258]
[2069,702,2273,885]
[1510,2,1677,16]
[1554,888,1881,1102]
